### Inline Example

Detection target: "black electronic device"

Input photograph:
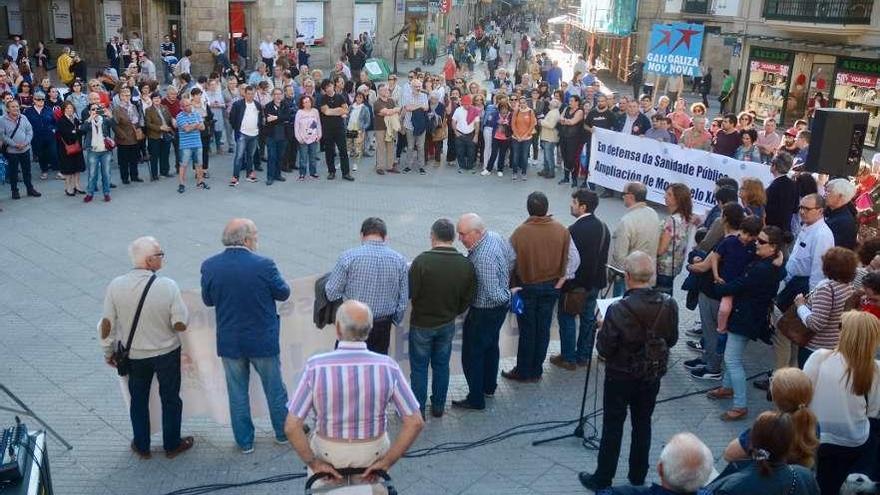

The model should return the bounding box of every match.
[806,108,869,177]
[0,419,28,483]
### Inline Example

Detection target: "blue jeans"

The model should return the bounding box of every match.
[514,282,560,379]
[297,141,318,176]
[612,278,626,298]
[86,150,112,195]
[655,274,675,296]
[557,288,598,364]
[221,355,289,449]
[179,146,201,167]
[266,137,286,180]
[540,140,556,176]
[722,332,749,409]
[408,321,456,414]
[233,134,258,178]
[462,305,508,408]
[511,140,530,175]
[698,293,722,373]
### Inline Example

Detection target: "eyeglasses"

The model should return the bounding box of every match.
[798,205,821,211]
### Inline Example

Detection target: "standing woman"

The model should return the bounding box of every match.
[33,41,49,84]
[656,183,701,295]
[65,80,89,117]
[739,177,767,222]
[486,97,512,176]
[293,94,322,180]
[557,94,584,186]
[56,101,86,196]
[735,129,761,162]
[510,97,536,181]
[144,92,174,180]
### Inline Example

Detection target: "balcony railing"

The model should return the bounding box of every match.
[763,0,873,24]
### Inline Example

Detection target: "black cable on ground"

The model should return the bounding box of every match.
[161,473,308,495]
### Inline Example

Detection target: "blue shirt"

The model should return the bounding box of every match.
[175,110,202,149]
[547,67,563,87]
[715,235,756,283]
[325,240,409,325]
[468,231,516,309]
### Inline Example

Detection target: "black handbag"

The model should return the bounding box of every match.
[113,274,157,377]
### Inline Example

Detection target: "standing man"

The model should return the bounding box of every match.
[756,118,781,163]
[319,79,354,181]
[284,300,423,484]
[503,192,578,382]
[101,236,194,459]
[160,35,177,84]
[106,36,120,73]
[711,114,741,158]
[579,251,679,492]
[400,77,429,175]
[262,88,290,185]
[764,152,797,235]
[210,34,231,73]
[451,94,480,172]
[326,217,408,355]
[1,100,40,199]
[615,100,650,136]
[259,35,276,72]
[373,84,400,174]
[7,36,21,63]
[551,190,610,370]
[200,218,291,454]
[173,96,208,193]
[627,55,644,100]
[824,179,858,250]
[718,69,736,114]
[408,219,476,418]
[609,182,660,296]
[452,213,516,411]
[228,85,263,185]
[234,33,249,70]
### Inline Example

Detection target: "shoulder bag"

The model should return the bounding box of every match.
[61,121,83,156]
[777,284,835,347]
[113,274,157,377]
[1,117,22,154]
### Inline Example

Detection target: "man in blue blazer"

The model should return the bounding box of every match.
[200,218,291,454]
[615,100,650,136]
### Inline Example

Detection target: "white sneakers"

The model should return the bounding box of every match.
[480,169,490,176]
[497,171,503,177]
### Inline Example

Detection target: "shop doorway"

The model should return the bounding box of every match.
[229,2,253,66]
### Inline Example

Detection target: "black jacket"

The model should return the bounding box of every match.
[765,175,797,233]
[564,214,610,292]
[825,203,858,250]
[229,98,263,139]
[597,288,678,381]
[615,112,651,136]
[715,258,786,341]
[313,273,342,329]
[262,100,291,141]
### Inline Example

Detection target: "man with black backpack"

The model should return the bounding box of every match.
[579,251,679,493]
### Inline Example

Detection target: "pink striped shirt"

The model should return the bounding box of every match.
[287,341,420,440]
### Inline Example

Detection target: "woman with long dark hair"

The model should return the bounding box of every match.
[557,94,584,187]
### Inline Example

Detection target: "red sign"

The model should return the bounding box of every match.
[440,0,451,13]
[750,61,788,76]
[836,71,880,90]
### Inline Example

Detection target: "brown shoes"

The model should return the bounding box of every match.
[721,408,749,422]
[549,355,577,371]
[501,369,541,383]
[706,387,734,400]
[165,436,195,459]
[130,441,151,460]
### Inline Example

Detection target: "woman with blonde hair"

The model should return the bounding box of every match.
[739,177,767,222]
[804,310,880,494]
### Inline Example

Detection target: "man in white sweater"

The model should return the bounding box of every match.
[608,182,659,296]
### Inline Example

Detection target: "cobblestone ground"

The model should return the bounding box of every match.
[0,55,773,495]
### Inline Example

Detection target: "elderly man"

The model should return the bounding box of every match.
[503,192,579,382]
[1,99,40,199]
[580,251,679,492]
[756,118,781,163]
[400,78,429,175]
[609,433,714,494]
[452,213,516,411]
[616,99,650,136]
[326,217,408,355]
[200,219,291,454]
[764,152,797,235]
[285,300,424,483]
[824,178,858,250]
[101,236,193,459]
[609,182,660,296]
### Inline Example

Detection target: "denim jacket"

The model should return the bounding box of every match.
[79,116,116,152]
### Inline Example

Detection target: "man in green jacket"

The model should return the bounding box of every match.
[408,218,476,418]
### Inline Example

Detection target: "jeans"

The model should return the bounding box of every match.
[540,140,556,176]
[266,137,287,180]
[721,332,749,409]
[128,347,183,453]
[593,377,661,487]
[557,288,598,364]
[4,151,33,192]
[698,293,722,373]
[487,138,510,172]
[117,143,140,181]
[511,140,530,175]
[482,128,494,169]
[233,134,258,178]
[179,147,201,168]
[456,133,476,170]
[655,274,675,296]
[86,150,112,195]
[297,141,318,176]
[462,305,508,408]
[403,129,425,170]
[514,282,560,379]
[408,321,456,414]
[147,137,171,178]
[221,354,289,449]
[323,132,350,175]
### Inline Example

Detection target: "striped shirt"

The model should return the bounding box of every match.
[468,231,516,309]
[175,110,203,150]
[287,341,420,440]
[797,279,853,350]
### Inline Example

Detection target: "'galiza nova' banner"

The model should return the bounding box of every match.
[645,22,704,77]
[588,128,773,214]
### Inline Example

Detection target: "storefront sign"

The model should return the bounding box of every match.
[839,59,880,76]
[6,0,22,37]
[102,0,123,40]
[836,72,880,90]
[645,23,704,77]
[354,3,377,36]
[750,60,788,76]
[51,0,73,42]
[589,128,772,214]
[296,2,324,46]
[749,46,793,63]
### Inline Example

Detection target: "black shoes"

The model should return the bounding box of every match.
[26,189,41,197]
[578,472,608,492]
[451,400,484,411]
[342,175,355,182]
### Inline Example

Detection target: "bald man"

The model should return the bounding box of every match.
[200,218,291,454]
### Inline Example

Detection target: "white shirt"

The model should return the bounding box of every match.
[259,41,276,59]
[209,40,227,55]
[452,106,477,134]
[177,56,191,75]
[241,101,259,136]
[785,218,835,290]
[805,350,880,447]
[7,43,19,61]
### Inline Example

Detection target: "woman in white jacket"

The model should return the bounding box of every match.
[537,98,560,179]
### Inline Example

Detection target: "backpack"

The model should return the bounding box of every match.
[620,297,672,381]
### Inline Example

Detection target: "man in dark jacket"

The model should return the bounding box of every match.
[764,152,797,234]
[615,100,650,136]
[579,251,678,492]
[550,189,610,370]
[262,88,290,185]
[824,178,858,250]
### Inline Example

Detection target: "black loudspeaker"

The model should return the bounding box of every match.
[805,108,868,177]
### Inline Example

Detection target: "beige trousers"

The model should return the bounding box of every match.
[308,433,391,494]
[374,130,395,171]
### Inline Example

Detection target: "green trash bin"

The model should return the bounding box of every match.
[364,58,392,81]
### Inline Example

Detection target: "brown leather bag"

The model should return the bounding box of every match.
[776,305,814,347]
[562,287,588,315]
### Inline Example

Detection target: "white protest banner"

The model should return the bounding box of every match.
[116,273,546,433]
[588,127,773,214]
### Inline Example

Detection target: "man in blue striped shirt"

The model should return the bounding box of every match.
[174,96,208,193]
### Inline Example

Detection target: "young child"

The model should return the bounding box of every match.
[711,215,764,335]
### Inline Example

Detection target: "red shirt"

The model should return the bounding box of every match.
[162,97,181,118]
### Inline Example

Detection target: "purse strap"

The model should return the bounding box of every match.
[124,274,157,352]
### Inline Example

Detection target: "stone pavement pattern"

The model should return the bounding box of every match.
[0,55,772,495]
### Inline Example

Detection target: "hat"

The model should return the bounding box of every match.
[461,94,472,105]
[784,130,796,138]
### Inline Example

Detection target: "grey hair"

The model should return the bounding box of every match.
[128,236,160,267]
[826,178,857,204]
[222,219,258,247]
[336,301,373,342]
[624,251,655,283]
[459,213,486,233]
[659,433,714,493]
[625,181,648,202]
[549,98,561,109]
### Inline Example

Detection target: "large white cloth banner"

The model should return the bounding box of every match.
[119,274,548,433]
[588,127,773,214]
